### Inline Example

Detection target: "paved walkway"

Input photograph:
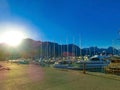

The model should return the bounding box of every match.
[27,63,44,82]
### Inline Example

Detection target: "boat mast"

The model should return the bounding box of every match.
[72,37,75,59]
[89,47,91,56]
[94,46,96,55]
[47,41,48,59]
[66,37,68,60]
[41,41,42,58]
[86,48,88,55]
[54,40,56,60]
[60,41,62,58]
[76,45,77,57]
[118,31,120,55]
[80,37,82,56]
[112,40,114,55]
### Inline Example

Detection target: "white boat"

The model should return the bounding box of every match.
[53,55,110,70]
[75,55,110,69]
[53,60,72,68]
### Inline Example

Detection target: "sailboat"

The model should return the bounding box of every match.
[53,37,73,68]
[54,47,110,70]
[76,55,110,69]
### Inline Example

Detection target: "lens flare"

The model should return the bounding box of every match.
[0,24,27,47]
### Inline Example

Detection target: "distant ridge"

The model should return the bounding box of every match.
[0,38,119,60]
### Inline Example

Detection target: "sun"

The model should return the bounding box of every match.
[0,23,28,47]
[0,30,25,46]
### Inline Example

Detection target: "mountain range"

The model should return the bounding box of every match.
[0,38,119,60]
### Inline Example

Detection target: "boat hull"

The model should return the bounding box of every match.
[54,63,109,70]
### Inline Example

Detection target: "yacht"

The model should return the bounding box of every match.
[53,55,110,70]
[77,55,110,69]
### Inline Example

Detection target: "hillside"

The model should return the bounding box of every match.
[0,38,118,60]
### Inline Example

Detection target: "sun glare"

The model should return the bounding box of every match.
[0,22,33,47]
[0,23,26,47]
[0,23,28,46]
[0,30,25,46]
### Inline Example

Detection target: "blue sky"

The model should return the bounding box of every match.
[0,0,120,48]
